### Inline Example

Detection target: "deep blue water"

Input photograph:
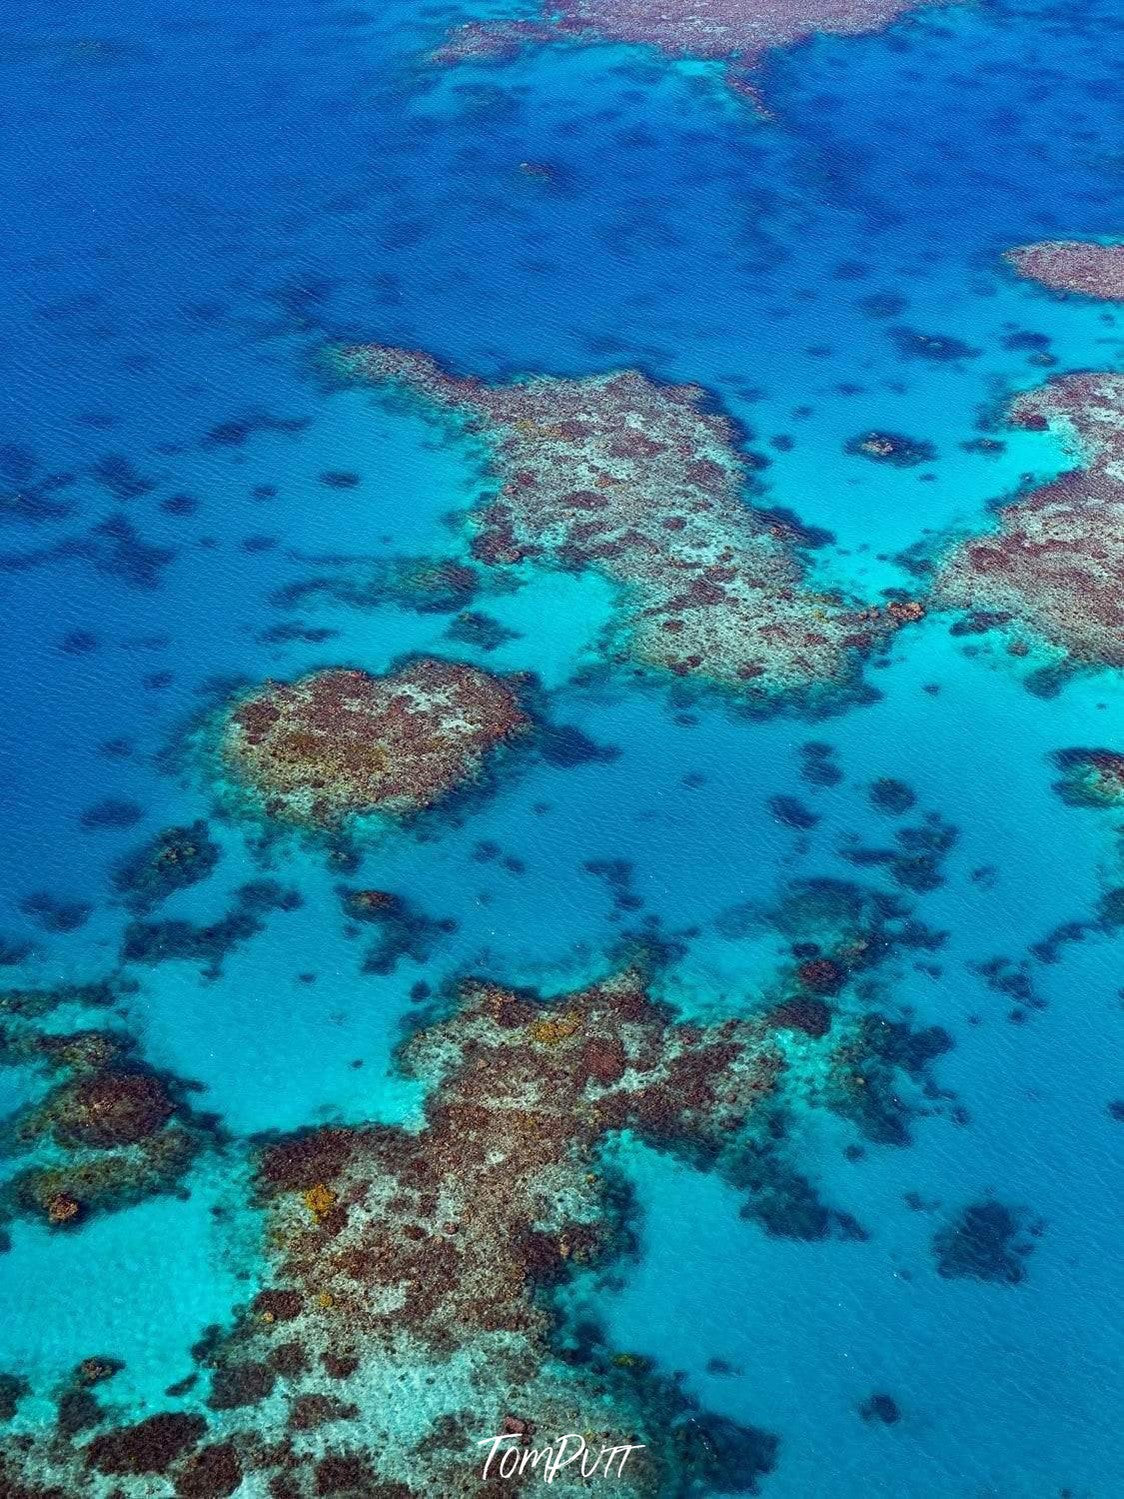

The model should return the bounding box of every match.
[0,0,1122,1492]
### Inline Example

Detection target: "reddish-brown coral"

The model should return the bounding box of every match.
[937,372,1124,667]
[222,657,530,825]
[202,971,785,1492]
[430,0,950,72]
[2,1029,206,1232]
[334,346,920,696]
[1005,241,1124,302]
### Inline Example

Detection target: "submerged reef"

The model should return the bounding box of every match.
[221,656,530,827]
[430,0,949,79]
[1050,747,1124,808]
[0,952,954,1491]
[0,1021,211,1232]
[937,372,1124,669]
[112,820,221,912]
[0,971,792,1495]
[334,346,922,700]
[932,1200,1042,1285]
[1006,240,1124,301]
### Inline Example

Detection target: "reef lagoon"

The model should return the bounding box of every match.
[0,0,1122,1493]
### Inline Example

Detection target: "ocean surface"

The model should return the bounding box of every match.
[0,0,1122,1493]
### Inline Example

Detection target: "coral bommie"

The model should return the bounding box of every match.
[222,656,530,826]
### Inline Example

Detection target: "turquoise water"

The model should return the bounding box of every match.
[0,0,1122,1492]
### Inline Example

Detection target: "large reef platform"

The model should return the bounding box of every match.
[1005,240,1124,302]
[937,372,1124,669]
[334,346,921,701]
[430,0,951,77]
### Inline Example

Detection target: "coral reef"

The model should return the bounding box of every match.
[937,373,1124,668]
[121,879,303,980]
[112,820,221,911]
[0,944,959,1493]
[1006,240,1124,301]
[430,0,950,77]
[0,971,795,1495]
[333,346,922,699]
[932,1200,1042,1284]
[222,657,530,826]
[845,431,936,467]
[1050,747,1124,808]
[0,1025,211,1231]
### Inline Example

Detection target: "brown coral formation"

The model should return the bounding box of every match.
[222,656,530,826]
[1,1027,205,1231]
[0,972,790,1496]
[335,346,920,696]
[223,971,783,1491]
[937,372,1124,667]
[431,0,949,72]
[1006,240,1124,302]
[0,930,953,1495]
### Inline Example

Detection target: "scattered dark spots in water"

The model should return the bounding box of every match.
[755,503,833,548]
[705,1357,744,1376]
[181,299,229,323]
[18,892,92,933]
[832,261,870,281]
[142,670,174,690]
[86,513,176,588]
[98,738,134,760]
[869,778,916,815]
[319,470,362,489]
[798,741,842,787]
[202,411,309,448]
[113,822,221,913]
[975,956,1043,1010]
[841,810,958,893]
[90,453,158,501]
[256,621,339,645]
[856,292,908,319]
[251,484,277,501]
[961,437,1006,457]
[904,1191,940,1212]
[1107,1100,1124,1122]
[120,879,301,980]
[0,935,35,966]
[59,629,99,655]
[539,723,621,768]
[859,1393,901,1425]
[770,434,795,452]
[160,493,198,516]
[241,535,277,553]
[444,610,520,652]
[888,326,981,362]
[845,431,936,467]
[584,858,643,914]
[80,798,145,831]
[768,794,819,830]
[933,1199,1042,1284]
